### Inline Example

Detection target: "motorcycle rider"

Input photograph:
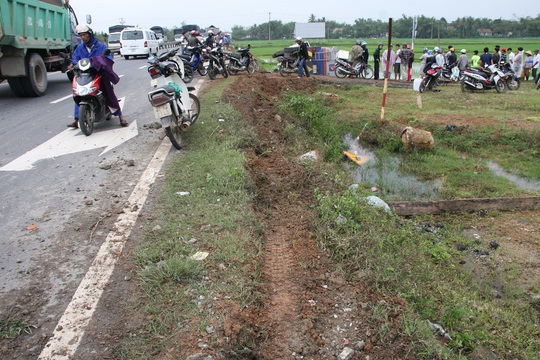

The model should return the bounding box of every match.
[205,30,216,48]
[295,37,310,78]
[68,24,127,128]
[187,30,203,47]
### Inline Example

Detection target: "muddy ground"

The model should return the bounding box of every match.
[1,73,539,359]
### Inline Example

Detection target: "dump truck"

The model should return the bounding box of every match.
[0,0,82,97]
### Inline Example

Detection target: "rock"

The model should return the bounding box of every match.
[365,196,391,213]
[186,354,212,360]
[355,340,365,350]
[338,347,354,360]
[401,126,434,151]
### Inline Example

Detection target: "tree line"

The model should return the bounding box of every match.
[229,14,540,40]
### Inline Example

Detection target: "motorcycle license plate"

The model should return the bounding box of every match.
[153,104,172,118]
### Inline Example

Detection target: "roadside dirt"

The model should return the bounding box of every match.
[1,73,539,359]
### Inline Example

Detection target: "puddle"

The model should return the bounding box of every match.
[487,161,540,191]
[344,134,441,201]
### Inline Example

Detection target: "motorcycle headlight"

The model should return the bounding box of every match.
[75,86,98,96]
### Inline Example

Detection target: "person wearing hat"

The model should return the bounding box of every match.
[447,47,457,67]
[532,49,540,81]
[500,48,507,66]
[457,49,468,73]
[523,50,534,81]
[373,43,383,79]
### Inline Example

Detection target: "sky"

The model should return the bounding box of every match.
[69,0,531,35]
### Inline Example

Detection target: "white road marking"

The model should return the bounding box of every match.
[50,94,72,104]
[37,138,172,360]
[0,98,135,171]
[37,78,203,359]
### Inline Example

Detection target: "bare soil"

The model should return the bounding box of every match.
[2,73,539,360]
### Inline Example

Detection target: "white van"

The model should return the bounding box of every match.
[120,28,159,59]
[107,32,121,55]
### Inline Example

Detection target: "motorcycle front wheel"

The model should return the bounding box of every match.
[207,66,217,80]
[460,81,472,93]
[495,80,507,93]
[335,66,347,79]
[197,62,208,76]
[227,63,238,76]
[362,66,374,79]
[279,65,291,77]
[78,103,94,136]
[507,77,520,90]
[164,115,182,150]
[247,63,256,74]
[419,78,429,93]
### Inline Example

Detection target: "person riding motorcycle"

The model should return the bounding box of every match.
[187,30,203,47]
[205,30,215,48]
[68,24,127,128]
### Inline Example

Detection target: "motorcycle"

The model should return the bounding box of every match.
[273,48,299,77]
[179,45,208,77]
[500,62,521,90]
[71,56,112,136]
[438,62,460,84]
[419,64,442,93]
[207,45,229,80]
[334,58,374,79]
[227,44,257,75]
[460,64,508,93]
[147,47,201,149]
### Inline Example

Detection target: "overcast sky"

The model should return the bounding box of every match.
[71,0,532,34]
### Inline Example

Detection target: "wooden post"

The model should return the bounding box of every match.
[381,18,393,120]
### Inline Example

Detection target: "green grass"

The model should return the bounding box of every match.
[123,74,540,358]
[0,312,36,339]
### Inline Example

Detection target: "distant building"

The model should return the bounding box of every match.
[478,28,493,36]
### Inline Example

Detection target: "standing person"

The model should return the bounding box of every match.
[523,50,534,81]
[471,50,481,68]
[394,44,402,80]
[360,41,369,65]
[532,49,540,80]
[446,47,457,67]
[500,48,507,66]
[67,24,127,128]
[373,43,383,80]
[513,47,524,80]
[435,47,445,67]
[491,47,501,68]
[479,47,492,68]
[507,48,515,65]
[381,44,396,79]
[457,49,468,73]
[400,43,413,82]
[350,40,364,67]
[295,37,310,78]
[418,48,429,77]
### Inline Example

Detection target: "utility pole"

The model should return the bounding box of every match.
[268,12,271,41]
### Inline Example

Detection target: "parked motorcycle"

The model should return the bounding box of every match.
[207,45,229,80]
[274,49,299,77]
[227,44,256,75]
[419,64,442,93]
[334,58,374,79]
[500,62,520,90]
[460,64,508,93]
[71,57,112,136]
[147,47,201,149]
[179,45,208,77]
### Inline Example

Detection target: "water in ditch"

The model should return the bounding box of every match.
[486,161,540,192]
[344,134,442,201]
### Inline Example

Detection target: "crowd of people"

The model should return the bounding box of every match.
[350,41,540,83]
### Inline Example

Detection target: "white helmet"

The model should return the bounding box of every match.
[434,46,440,52]
[76,24,92,34]
[208,30,214,35]
[295,36,302,42]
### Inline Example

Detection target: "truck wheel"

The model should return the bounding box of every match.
[7,77,29,97]
[21,53,47,97]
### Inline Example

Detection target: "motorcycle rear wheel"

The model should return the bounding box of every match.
[507,77,520,90]
[335,66,347,79]
[78,104,94,136]
[279,66,291,77]
[362,66,374,79]
[495,80,507,93]
[187,93,201,125]
[208,66,217,80]
[164,115,182,150]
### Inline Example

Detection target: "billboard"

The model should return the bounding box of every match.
[294,22,326,38]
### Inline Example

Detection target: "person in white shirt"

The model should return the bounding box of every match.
[508,48,515,65]
[532,49,540,81]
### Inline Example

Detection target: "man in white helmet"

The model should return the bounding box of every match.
[68,24,127,128]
